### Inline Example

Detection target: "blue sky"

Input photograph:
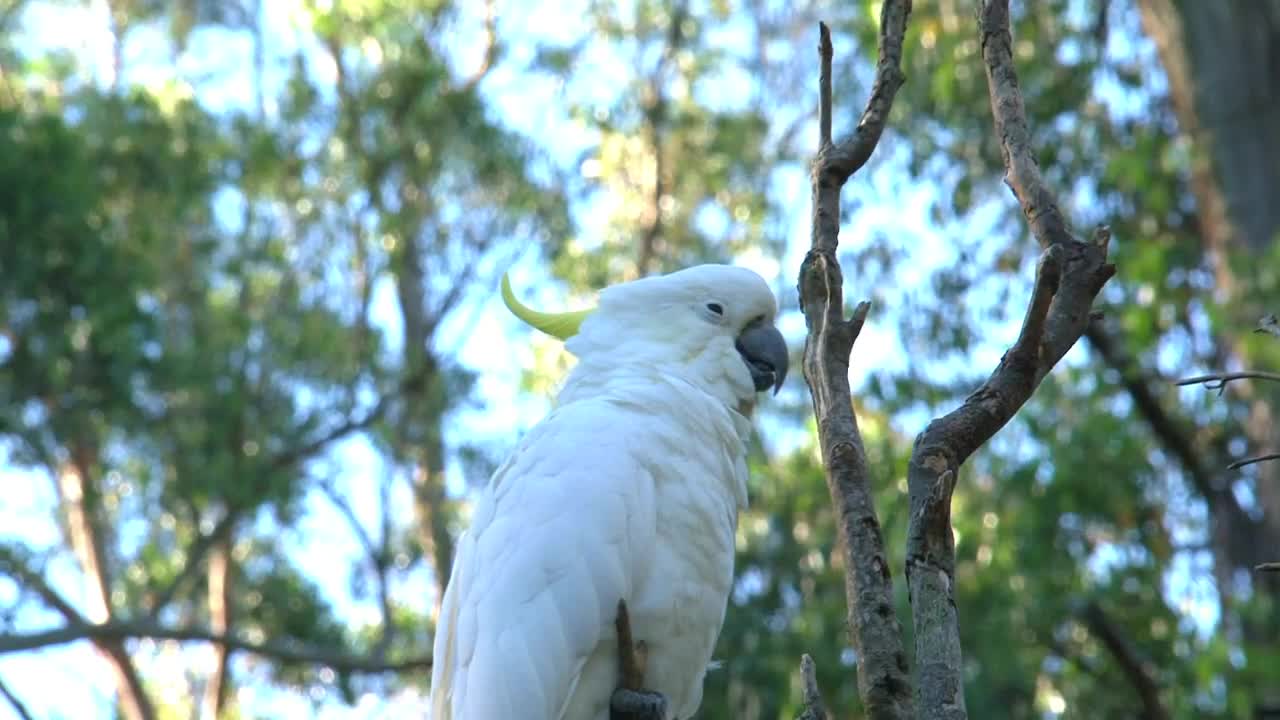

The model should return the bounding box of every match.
[0,0,1223,717]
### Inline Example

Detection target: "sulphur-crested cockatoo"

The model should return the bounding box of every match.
[429,265,787,719]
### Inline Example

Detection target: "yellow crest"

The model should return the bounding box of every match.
[500,273,594,340]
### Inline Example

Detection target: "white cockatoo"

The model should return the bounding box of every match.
[429,264,788,720]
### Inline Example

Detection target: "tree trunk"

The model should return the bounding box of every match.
[392,234,456,602]
[1139,0,1280,256]
[201,537,234,718]
[57,450,156,720]
[1137,0,1280,575]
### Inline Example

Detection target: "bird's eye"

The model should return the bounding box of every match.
[706,302,724,316]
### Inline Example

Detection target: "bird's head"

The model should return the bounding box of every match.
[502,264,788,411]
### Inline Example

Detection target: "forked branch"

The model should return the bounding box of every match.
[902,3,1115,719]
[798,7,914,720]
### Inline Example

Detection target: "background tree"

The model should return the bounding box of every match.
[0,1,565,716]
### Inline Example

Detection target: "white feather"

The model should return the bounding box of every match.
[430,265,777,719]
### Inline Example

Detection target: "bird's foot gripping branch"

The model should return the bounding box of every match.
[610,601,667,720]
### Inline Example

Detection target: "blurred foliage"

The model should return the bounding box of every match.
[1,0,1278,718]
[0,0,566,714]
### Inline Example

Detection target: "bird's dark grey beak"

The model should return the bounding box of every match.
[735,323,788,395]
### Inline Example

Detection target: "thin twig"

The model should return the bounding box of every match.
[265,397,392,471]
[0,675,34,720]
[1228,453,1280,470]
[0,620,431,673]
[1175,371,1280,396]
[320,472,397,656]
[0,546,87,623]
[319,480,381,562]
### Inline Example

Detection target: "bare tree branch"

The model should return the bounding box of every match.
[814,8,910,187]
[1093,318,1272,598]
[1081,602,1170,720]
[796,654,828,720]
[614,600,645,692]
[56,453,113,625]
[1086,323,1218,494]
[374,468,398,654]
[147,361,432,618]
[0,541,155,720]
[318,477,397,656]
[394,236,456,603]
[982,1,1072,251]
[319,480,381,562]
[798,9,913,720]
[0,675,34,720]
[0,620,431,674]
[265,398,392,472]
[0,546,87,623]
[898,4,1117,719]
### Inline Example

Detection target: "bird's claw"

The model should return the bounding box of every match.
[610,687,667,720]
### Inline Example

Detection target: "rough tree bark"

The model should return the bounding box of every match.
[796,6,913,720]
[900,4,1113,718]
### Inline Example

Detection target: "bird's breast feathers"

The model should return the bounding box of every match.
[430,383,748,720]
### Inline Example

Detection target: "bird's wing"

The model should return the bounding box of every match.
[429,398,657,719]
